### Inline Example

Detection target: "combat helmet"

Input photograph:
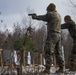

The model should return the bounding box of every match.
[46,3,56,11]
[64,15,71,21]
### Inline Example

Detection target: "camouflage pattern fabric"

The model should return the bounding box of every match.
[61,20,76,40]
[72,41,76,54]
[35,11,61,33]
[44,33,63,67]
[33,10,64,68]
[70,53,76,70]
[61,20,76,70]
[70,41,76,70]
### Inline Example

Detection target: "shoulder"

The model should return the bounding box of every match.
[69,20,76,26]
[69,20,76,28]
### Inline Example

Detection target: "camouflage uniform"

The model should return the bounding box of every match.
[32,10,64,68]
[61,19,76,71]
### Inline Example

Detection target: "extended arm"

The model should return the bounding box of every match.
[29,13,51,22]
[61,23,71,29]
[35,15,47,21]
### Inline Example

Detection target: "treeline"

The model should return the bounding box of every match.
[0,16,73,68]
[0,22,46,52]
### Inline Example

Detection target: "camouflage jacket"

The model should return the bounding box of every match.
[35,10,61,34]
[61,20,76,40]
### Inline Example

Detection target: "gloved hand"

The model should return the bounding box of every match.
[32,13,37,19]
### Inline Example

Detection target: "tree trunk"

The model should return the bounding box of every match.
[16,51,23,75]
[23,50,26,66]
[16,65,22,75]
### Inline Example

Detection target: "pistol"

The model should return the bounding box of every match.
[28,13,36,16]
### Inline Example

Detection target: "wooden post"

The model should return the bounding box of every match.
[54,54,56,66]
[40,53,42,65]
[33,52,35,65]
[0,49,3,66]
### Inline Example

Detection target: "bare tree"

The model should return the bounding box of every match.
[64,0,76,19]
[69,0,76,15]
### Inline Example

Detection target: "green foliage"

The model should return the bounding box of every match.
[13,38,22,50]
[22,34,35,51]
[13,33,36,51]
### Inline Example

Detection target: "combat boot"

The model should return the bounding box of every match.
[69,66,76,71]
[56,66,64,73]
[42,67,51,74]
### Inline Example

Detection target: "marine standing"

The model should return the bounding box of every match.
[30,3,64,73]
[61,15,76,71]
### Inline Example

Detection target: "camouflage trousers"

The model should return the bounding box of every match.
[70,41,76,70]
[44,33,64,68]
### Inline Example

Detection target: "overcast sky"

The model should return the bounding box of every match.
[0,0,73,31]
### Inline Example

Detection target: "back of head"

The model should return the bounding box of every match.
[64,15,71,21]
[46,3,56,11]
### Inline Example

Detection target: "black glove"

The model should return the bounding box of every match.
[32,13,37,19]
